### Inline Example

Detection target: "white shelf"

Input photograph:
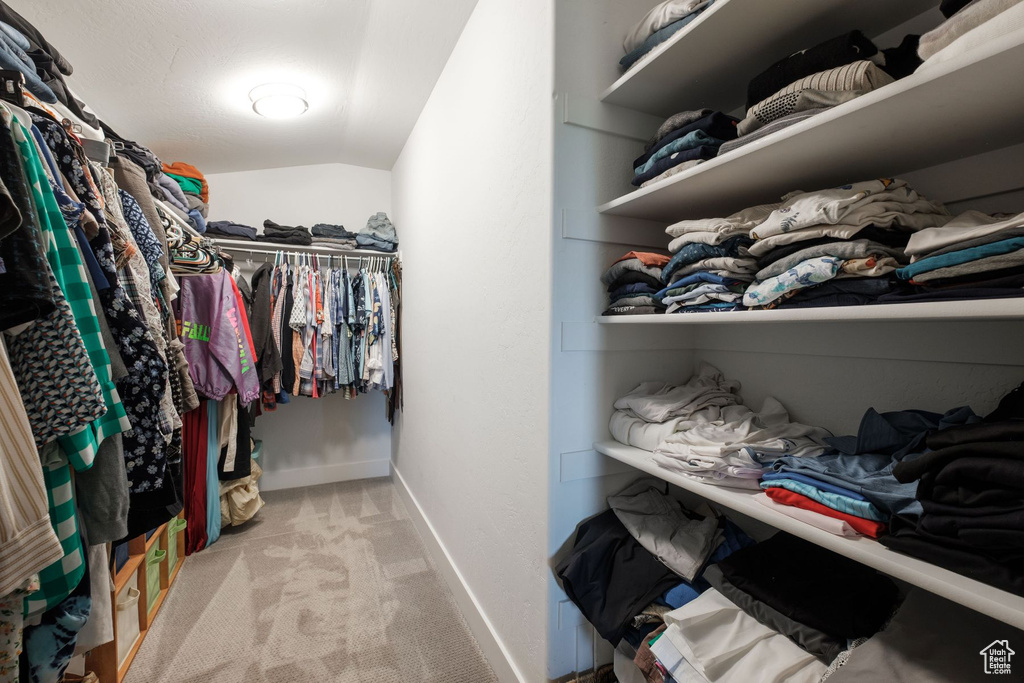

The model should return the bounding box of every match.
[597,300,1024,325]
[594,439,1024,631]
[599,28,1024,222]
[602,0,935,116]
[210,237,397,258]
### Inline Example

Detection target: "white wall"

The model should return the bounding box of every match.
[205,162,394,490]
[389,0,554,680]
[206,162,391,233]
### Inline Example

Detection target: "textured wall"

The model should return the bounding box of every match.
[206,163,394,490]
[389,0,554,679]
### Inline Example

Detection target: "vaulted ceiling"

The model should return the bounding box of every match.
[13,0,479,172]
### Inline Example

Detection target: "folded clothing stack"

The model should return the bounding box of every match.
[632,111,738,187]
[886,210,1024,303]
[311,223,358,250]
[654,396,832,490]
[206,220,258,241]
[771,403,982,532]
[356,212,398,252]
[739,60,893,138]
[656,203,772,312]
[743,179,950,310]
[601,251,670,315]
[620,0,715,71]
[882,381,1024,597]
[610,363,742,451]
[259,219,312,245]
[757,472,888,538]
[556,476,754,647]
[731,29,920,144]
[162,161,209,216]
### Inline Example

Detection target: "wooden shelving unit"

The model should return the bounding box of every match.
[86,514,187,683]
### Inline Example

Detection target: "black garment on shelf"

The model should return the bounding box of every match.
[606,271,664,292]
[260,220,312,245]
[777,277,894,309]
[633,111,739,170]
[926,458,1024,507]
[875,287,1024,305]
[311,223,357,239]
[924,416,1024,451]
[941,0,974,18]
[746,31,879,110]
[880,381,1024,595]
[206,220,258,241]
[985,380,1024,423]
[880,520,1024,597]
[893,442,1024,484]
[878,34,923,80]
[715,532,899,640]
[555,509,680,645]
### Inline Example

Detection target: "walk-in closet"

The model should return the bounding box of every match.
[2,0,1024,682]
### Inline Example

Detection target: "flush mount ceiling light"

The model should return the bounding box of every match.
[249,83,308,119]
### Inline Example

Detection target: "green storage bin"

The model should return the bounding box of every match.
[145,547,166,614]
[166,517,187,572]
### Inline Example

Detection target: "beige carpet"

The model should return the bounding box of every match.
[123,477,498,683]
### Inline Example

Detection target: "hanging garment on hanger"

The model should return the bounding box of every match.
[0,337,62,599]
[183,404,208,555]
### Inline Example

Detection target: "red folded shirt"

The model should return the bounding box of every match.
[766,487,887,538]
[613,251,670,267]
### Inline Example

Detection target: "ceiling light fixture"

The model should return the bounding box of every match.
[249,83,308,119]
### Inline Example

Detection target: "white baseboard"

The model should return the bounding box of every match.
[391,463,525,683]
[260,459,391,491]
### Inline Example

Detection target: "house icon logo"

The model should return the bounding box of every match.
[980,640,1015,675]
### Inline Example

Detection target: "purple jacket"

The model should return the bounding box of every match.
[177,271,260,405]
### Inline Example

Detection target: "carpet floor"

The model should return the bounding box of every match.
[123,477,498,683]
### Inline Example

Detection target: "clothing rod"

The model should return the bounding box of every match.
[211,239,397,259]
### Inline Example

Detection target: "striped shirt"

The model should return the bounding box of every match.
[0,338,63,598]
